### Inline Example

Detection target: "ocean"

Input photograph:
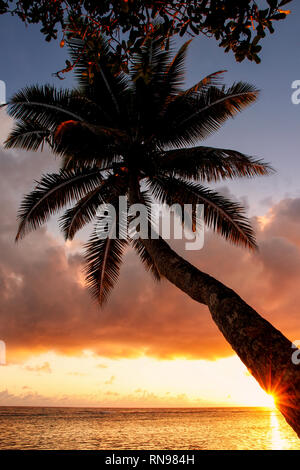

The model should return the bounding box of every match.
[0,406,299,450]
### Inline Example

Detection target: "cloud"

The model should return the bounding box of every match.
[0,144,300,362]
[0,110,13,147]
[0,389,63,406]
[25,362,52,374]
[0,387,214,407]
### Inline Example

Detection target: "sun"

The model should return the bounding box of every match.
[263,393,276,409]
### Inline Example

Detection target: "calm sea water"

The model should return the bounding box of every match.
[0,407,299,450]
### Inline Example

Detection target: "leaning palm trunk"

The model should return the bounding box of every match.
[142,236,300,437]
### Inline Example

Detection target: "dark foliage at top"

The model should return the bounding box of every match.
[0,0,292,70]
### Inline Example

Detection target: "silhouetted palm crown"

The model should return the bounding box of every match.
[5,38,272,304]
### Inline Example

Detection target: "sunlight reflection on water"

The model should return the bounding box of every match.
[0,406,299,450]
[270,410,289,450]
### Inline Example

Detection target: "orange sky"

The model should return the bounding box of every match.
[1,353,276,408]
[0,110,299,407]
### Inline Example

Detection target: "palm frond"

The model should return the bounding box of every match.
[5,84,126,161]
[158,82,259,147]
[182,70,226,96]
[4,120,53,151]
[129,36,173,131]
[68,37,130,122]
[6,85,86,129]
[148,176,257,250]
[158,69,226,121]
[132,238,161,281]
[163,40,191,94]
[59,188,104,241]
[60,175,126,240]
[158,146,274,181]
[61,152,120,171]
[84,204,128,305]
[182,82,259,126]
[16,168,103,241]
[128,187,161,280]
[131,35,170,84]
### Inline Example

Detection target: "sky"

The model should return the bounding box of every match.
[0,3,299,408]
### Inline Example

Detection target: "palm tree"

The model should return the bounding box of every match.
[4,37,300,437]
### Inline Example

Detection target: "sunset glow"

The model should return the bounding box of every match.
[0,353,282,408]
